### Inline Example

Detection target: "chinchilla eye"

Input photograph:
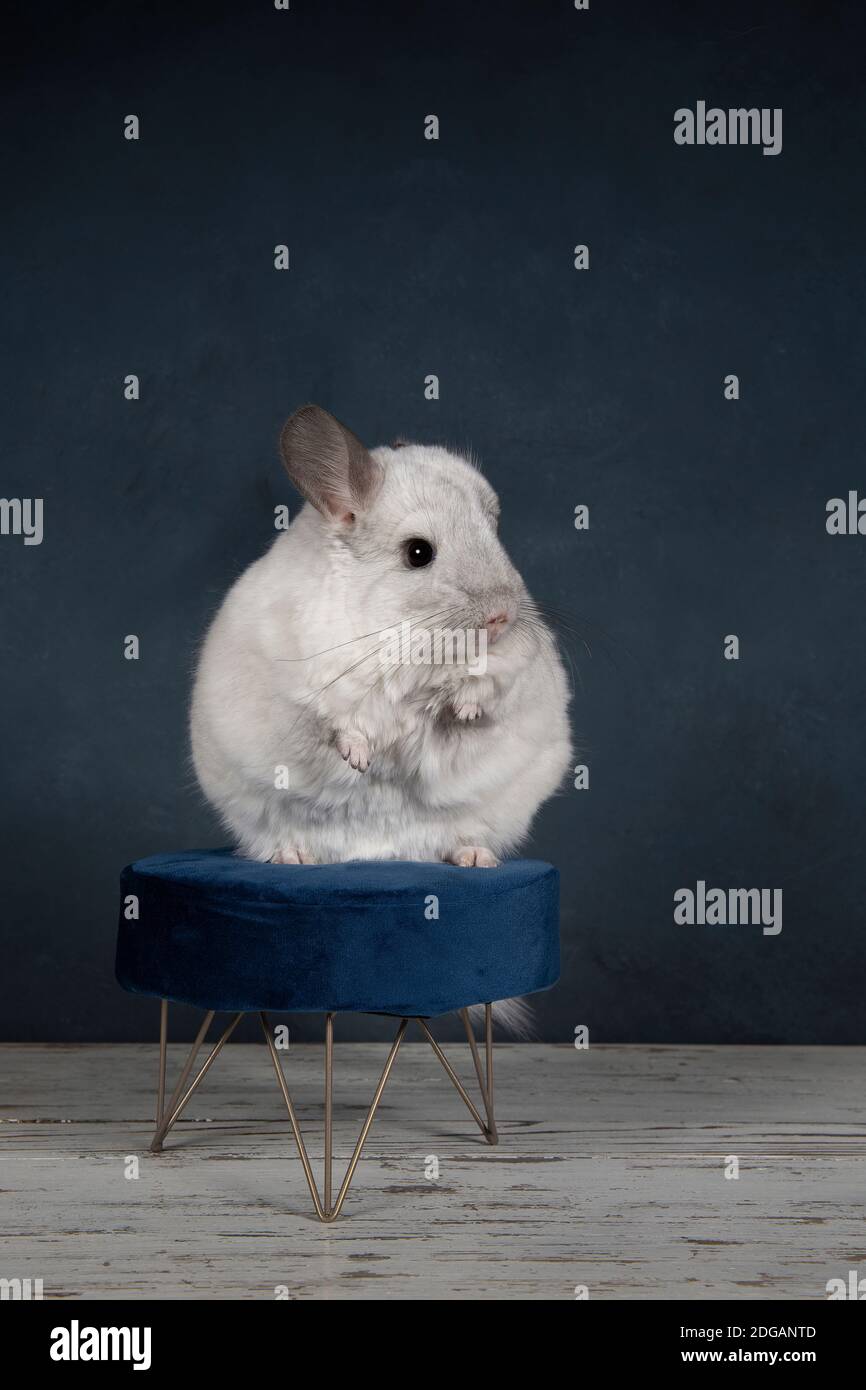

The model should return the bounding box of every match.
[404,537,435,568]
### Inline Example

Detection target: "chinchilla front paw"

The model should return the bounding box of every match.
[450,676,494,723]
[271,847,318,864]
[452,698,483,721]
[335,729,371,772]
[447,845,499,868]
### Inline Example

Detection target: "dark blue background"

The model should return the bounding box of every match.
[2,0,864,1042]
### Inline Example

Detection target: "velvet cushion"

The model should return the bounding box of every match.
[116,850,559,1017]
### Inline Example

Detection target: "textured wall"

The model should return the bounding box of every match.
[2,0,864,1042]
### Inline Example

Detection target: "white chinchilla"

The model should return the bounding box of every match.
[190,406,572,1033]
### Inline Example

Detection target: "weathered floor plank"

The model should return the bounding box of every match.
[2,1041,865,1300]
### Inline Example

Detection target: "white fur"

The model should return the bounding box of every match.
[190,433,572,1029]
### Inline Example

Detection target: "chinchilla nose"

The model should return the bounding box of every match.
[484,608,511,642]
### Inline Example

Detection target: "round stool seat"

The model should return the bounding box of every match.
[116,850,559,1017]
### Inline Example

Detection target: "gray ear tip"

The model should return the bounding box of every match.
[279,403,327,457]
[283,402,324,430]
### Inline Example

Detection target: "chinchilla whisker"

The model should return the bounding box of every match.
[529,598,627,661]
[522,606,594,664]
[273,628,397,662]
[303,642,393,702]
[273,608,456,662]
[278,641,391,744]
[522,597,585,637]
[515,606,584,698]
[350,606,491,705]
[562,644,583,700]
[296,607,464,708]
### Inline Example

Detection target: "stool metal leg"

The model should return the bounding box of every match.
[326,1019,407,1222]
[151,1008,214,1151]
[156,999,168,1125]
[260,1010,408,1222]
[486,1003,495,1121]
[324,1013,334,1213]
[148,1001,497,1218]
[259,1011,327,1220]
[150,1011,242,1152]
[417,1005,498,1145]
[461,1004,498,1143]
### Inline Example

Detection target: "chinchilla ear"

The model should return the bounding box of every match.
[279,405,382,523]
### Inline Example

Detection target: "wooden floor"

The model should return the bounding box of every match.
[2,1041,864,1300]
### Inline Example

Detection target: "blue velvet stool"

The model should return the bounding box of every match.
[116,850,559,1221]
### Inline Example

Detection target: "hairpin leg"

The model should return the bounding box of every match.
[324,1012,334,1213]
[417,1004,498,1144]
[150,1011,242,1152]
[148,1001,497,1218]
[461,1004,497,1143]
[156,999,168,1125]
[261,1011,407,1222]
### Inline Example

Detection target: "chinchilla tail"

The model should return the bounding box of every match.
[468,997,536,1040]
